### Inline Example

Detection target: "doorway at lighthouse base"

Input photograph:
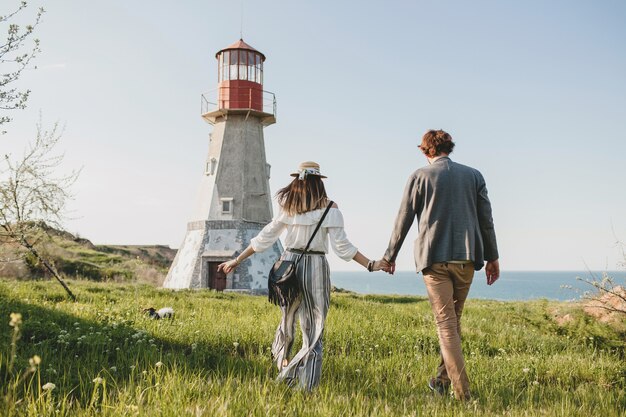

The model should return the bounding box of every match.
[202,257,229,291]
[163,220,282,292]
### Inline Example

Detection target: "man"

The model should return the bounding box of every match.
[383,129,499,401]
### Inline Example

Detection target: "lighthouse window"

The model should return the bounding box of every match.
[239,51,248,81]
[218,53,222,81]
[219,51,228,81]
[254,55,260,83]
[220,198,233,214]
[229,50,238,80]
[206,158,217,175]
[248,52,252,82]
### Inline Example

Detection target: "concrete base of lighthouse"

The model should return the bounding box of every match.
[163,220,282,292]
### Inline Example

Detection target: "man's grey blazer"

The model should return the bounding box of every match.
[384,157,499,272]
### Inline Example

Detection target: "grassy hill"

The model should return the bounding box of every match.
[1,279,624,417]
[0,226,176,285]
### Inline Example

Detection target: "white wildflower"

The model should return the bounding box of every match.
[9,313,22,327]
[110,366,117,372]
[155,361,163,368]
[93,377,103,384]
[523,368,530,373]
[42,382,56,391]
[233,342,239,348]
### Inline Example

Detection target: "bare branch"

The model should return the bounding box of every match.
[0,117,79,300]
[1,1,45,133]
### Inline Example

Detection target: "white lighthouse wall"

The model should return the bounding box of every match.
[162,228,204,289]
[191,123,226,222]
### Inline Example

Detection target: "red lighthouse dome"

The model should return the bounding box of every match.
[217,39,265,111]
[202,39,275,126]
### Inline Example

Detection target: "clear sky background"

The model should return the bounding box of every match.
[3,0,625,272]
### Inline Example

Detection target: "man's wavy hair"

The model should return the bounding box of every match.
[419,129,455,158]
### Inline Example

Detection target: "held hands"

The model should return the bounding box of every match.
[370,259,395,275]
[485,259,500,285]
[383,260,396,275]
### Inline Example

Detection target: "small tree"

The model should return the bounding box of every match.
[578,243,626,319]
[0,119,79,300]
[1,1,45,133]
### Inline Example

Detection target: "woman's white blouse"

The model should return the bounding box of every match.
[250,207,358,261]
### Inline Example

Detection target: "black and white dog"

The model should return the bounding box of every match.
[143,307,174,320]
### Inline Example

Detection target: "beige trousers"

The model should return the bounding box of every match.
[422,262,474,400]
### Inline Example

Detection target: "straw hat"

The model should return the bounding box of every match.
[290,161,327,179]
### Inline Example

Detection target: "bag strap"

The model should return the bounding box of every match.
[295,200,334,265]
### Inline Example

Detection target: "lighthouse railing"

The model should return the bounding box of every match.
[201,89,276,118]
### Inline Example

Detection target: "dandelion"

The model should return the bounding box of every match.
[523,368,530,373]
[155,361,163,368]
[93,377,103,384]
[9,313,22,327]
[29,355,42,366]
[42,382,56,391]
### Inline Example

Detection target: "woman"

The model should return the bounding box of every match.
[218,161,387,390]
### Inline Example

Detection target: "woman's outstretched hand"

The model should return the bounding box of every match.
[217,259,238,274]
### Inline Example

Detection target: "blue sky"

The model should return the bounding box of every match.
[3,0,625,271]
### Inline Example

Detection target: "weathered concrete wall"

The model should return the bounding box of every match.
[163,220,282,290]
[211,115,272,223]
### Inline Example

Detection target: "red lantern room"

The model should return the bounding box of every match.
[202,39,276,126]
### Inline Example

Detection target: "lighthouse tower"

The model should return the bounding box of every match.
[163,39,282,291]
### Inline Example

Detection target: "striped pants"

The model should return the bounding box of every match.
[271,251,331,391]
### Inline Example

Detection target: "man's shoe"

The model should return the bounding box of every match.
[428,377,450,396]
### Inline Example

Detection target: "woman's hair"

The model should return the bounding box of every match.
[276,175,329,215]
[419,129,455,157]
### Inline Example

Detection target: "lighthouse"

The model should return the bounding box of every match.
[163,39,282,291]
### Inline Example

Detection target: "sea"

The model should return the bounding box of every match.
[330,270,626,302]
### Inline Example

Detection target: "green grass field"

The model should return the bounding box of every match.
[1,279,624,416]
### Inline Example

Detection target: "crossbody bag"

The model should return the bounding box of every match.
[268,201,334,306]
